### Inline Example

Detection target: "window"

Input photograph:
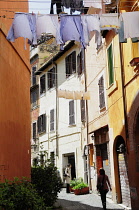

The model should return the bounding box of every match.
[37,114,46,134]
[65,51,76,78]
[40,74,46,94]
[80,99,86,122]
[50,152,55,164]
[48,67,56,89]
[33,122,37,140]
[50,109,54,131]
[31,87,39,108]
[32,66,36,86]
[69,100,75,125]
[77,50,84,75]
[98,76,105,109]
[107,44,114,86]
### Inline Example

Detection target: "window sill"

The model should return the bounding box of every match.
[40,92,46,98]
[100,106,106,112]
[68,124,76,127]
[38,131,46,136]
[31,105,39,111]
[107,80,118,96]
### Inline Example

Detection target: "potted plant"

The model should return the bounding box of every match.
[70,178,83,192]
[72,182,89,195]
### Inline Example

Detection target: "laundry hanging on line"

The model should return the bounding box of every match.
[57,89,90,100]
[6,12,119,49]
[6,11,139,49]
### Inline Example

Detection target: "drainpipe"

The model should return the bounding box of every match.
[119,40,129,149]
[54,62,59,158]
[83,49,91,189]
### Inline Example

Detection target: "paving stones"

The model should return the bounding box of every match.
[55,188,125,210]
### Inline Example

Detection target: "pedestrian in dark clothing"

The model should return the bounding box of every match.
[97,168,112,210]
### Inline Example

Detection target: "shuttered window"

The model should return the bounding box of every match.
[80,99,86,122]
[65,51,76,78]
[48,67,56,89]
[40,74,46,94]
[31,87,39,108]
[77,50,84,75]
[33,122,37,140]
[98,76,105,109]
[107,44,114,86]
[69,100,75,125]
[37,114,46,134]
[32,66,37,86]
[50,109,54,131]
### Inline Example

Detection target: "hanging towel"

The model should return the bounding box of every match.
[81,14,100,46]
[100,13,120,30]
[122,11,139,39]
[36,14,63,45]
[60,15,85,49]
[7,12,37,46]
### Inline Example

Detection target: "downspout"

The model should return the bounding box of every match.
[54,62,59,158]
[83,49,91,189]
[119,36,129,148]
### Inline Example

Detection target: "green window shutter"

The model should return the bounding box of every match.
[107,44,114,86]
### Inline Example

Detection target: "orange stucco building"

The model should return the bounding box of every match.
[0,1,31,181]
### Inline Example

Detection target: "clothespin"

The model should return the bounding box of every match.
[32,11,34,15]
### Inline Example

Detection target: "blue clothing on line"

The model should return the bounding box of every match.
[60,15,85,49]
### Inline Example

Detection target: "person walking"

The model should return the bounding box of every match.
[97,168,112,210]
[65,163,72,193]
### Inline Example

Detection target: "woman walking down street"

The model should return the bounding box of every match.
[65,163,72,193]
[97,168,112,210]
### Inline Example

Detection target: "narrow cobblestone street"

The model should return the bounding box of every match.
[55,188,126,210]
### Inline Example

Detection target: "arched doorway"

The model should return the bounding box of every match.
[114,136,131,208]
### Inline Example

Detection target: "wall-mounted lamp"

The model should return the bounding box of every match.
[91,133,95,141]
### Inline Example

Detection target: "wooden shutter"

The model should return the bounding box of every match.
[33,122,36,139]
[32,66,36,86]
[40,74,46,94]
[69,100,75,125]
[42,114,46,132]
[98,76,105,109]
[72,51,76,73]
[65,56,70,77]
[37,116,41,133]
[50,109,54,131]
[80,99,86,122]
[52,67,56,87]
[107,44,114,86]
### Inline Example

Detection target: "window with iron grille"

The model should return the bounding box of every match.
[77,50,84,75]
[69,100,75,125]
[31,87,39,108]
[32,66,37,86]
[50,109,54,131]
[65,51,76,78]
[40,74,46,94]
[48,67,56,89]
[107,44,114,86]
[98,76,105,109]
[37,114,46,134]
[33,122,37,140]
[80,99,86,122]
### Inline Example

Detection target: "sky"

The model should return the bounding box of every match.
[29,0,51,14]
[29,0,70,14]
